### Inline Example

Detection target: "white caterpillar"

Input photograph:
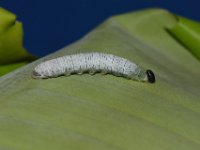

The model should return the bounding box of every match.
[32,52,155,83]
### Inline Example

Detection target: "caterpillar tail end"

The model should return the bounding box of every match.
[146,69,155,83]
[32,70,42,79]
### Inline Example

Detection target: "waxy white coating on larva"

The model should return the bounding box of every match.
[32,52,148,82]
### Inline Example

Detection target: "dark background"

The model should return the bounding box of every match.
[1,0,200,56]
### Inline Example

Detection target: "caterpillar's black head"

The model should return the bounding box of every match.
[146,70,155,83]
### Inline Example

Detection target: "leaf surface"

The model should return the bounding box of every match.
[0,9,200,150]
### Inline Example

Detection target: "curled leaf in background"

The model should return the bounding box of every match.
[167,16,200,60]
[0,7,36,76]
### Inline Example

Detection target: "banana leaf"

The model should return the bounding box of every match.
[0,8,200,150]
[0,7,35,76]
[167,16,200,60]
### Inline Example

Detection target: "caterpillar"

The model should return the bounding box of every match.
[32,52,155,83]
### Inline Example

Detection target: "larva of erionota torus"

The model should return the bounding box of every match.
[32,52,155,83]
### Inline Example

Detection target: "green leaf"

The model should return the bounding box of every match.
[167,15,200,60]
[0,8,200,150]
[0,7,36,75]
